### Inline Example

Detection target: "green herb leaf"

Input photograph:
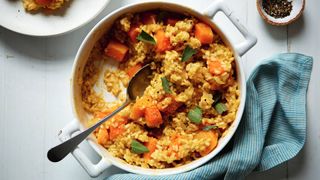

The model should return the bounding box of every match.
[161,77,172,94]
[214,102,228,114]
[157,11,169,23]
[131,140,149,154]
[136,30,156,45]
[188,106,202,124]
[181,45,197,62]
[212,91,222,106]
[202,125,218,131]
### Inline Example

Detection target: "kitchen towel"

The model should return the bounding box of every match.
[106,53,313,180]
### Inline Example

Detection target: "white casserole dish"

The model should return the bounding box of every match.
[59,0,257,177]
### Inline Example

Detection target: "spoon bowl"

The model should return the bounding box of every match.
[47,64,153,162]
[127,64,153,101]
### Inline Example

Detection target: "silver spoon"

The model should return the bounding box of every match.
[47,64,153,162]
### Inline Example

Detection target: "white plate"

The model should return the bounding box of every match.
[0,0,110,36]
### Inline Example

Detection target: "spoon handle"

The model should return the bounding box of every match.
[47,100,130,162]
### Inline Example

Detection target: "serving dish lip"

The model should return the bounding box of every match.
[69,1,247,176]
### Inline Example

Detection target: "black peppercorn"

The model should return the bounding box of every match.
[262,0,293,19]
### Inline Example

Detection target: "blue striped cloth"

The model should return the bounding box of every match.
[107,53,313,180]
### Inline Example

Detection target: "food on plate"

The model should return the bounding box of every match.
[22,0,68,11]
[80,10,240,168]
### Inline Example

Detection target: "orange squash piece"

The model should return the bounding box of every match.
[143,138,158,160]
[130,96,154,120]
[130,105,145,120]
[195,23,214,44]
[109,115,127,140]
[128,25,140,43]
[145,106,163,128]
[207,60,225,75]
[196,130,219,156]
[104,40,129,62]
[109,125,124,140]
[126,64,142,78]
[155,29,172,53]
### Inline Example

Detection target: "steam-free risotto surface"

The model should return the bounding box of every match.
[80,10,240,168]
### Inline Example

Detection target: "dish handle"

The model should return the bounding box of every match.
[203,0,257,56]
[58,120,112,177]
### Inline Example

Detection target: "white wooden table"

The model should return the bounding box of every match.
[0,0,319,179]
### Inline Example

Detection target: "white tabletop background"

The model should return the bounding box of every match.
[0,0,319,179]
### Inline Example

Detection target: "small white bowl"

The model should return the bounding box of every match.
[257,0,305,26]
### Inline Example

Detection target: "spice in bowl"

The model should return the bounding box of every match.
[262,0,293,18]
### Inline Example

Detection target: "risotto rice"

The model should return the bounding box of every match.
[22,0,68,11]
[80,10,240,169]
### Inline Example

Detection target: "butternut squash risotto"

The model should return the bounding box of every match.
[80,10,240,168]
[22,0,68,11]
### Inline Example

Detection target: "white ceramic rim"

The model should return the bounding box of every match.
[68,0,254,176]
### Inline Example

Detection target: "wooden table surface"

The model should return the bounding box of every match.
[0,0,319,179]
